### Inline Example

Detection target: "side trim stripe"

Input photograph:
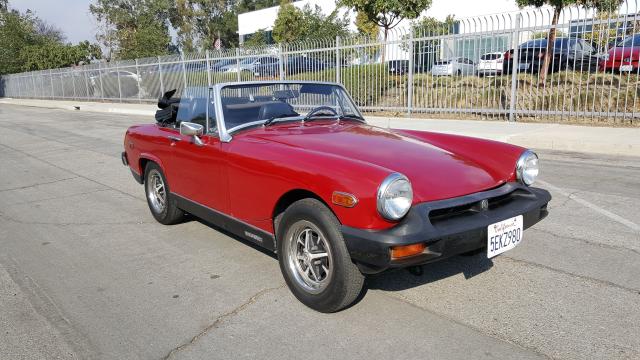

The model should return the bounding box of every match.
[172,193,276,252]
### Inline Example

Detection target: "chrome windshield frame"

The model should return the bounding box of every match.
[209,81,363,143]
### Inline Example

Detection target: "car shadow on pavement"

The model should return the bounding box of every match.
[366,254,494,292]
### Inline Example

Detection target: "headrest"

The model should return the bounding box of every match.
[258,102,297,120]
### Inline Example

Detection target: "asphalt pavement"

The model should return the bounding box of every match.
[0,104,639,360]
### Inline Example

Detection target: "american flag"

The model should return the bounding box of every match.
[214,38,222,50]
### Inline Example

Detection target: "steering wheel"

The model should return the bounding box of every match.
[304,106,338,120]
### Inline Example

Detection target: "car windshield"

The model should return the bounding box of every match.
[239,57,258,65]
[520,38,570,49]
[480,53,501,60]
[434,60,451,65]
[220,83,362,132]
[618,34,640,47]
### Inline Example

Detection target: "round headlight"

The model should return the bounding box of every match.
[377,173,413,221]
[516,150,539,185]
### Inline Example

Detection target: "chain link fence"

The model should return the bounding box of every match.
[2,4,640,125]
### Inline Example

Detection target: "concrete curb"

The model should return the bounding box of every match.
[2,98,638,157]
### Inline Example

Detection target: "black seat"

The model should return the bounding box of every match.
[258,101,297,120]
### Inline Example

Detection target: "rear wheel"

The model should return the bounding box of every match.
[277,198,364,312]
[144,162,184,225]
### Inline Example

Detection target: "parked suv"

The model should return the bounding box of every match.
[431,57,476,76]
[477,52,505,76]
[503,38,599,74]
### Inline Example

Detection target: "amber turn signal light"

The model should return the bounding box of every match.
[390,243,426,259]
[331,191,358,208]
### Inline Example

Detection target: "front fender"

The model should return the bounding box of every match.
[225,140,398,232]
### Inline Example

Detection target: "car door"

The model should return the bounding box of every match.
[168,89,229,214]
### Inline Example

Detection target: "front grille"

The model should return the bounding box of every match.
[428,188,524,225]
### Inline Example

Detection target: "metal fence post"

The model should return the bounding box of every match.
[31,71,37,99]
[205,50,212,86]
[83,67,90,100]
[98,62,105,102]
[278,43,285,81]
[335,36,341,84]
[158,56,165,95]
[181,53,188,89]
[135,59,142,103]
[49,69,54,99]
[60,71,65,99]
[116,61,123,102]
[508,14,522,122]
[407,28,415,115]
[235,48,241,82]
[71,68,77,100]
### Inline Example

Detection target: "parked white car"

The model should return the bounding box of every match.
[477,52,505,76]
[431,57,476,76]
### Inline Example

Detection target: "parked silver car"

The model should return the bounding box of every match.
[220,56,279,73]
[431,57,476,76]
[476,52,505,76]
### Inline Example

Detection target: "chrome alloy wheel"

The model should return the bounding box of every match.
[285,220,333,294]
[146,169,166,213]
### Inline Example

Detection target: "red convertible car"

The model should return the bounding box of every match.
[122,81,550,312]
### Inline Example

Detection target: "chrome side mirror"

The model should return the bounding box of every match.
[180,122,204,146]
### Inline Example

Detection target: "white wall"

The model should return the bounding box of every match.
[238,0,356,36]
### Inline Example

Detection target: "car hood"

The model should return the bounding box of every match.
[608,46,640,59]
[251,122,511,202]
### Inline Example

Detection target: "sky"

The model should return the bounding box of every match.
[11,0,97,43]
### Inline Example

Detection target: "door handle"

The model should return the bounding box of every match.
[168,135,181,142]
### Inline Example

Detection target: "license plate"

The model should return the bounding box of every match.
[254,72,260,76]
[487,215,523,258]
[620,64,633,72]
[518,63,530,70]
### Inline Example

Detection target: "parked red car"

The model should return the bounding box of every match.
[122,81,551,312]
[599,34,640,72]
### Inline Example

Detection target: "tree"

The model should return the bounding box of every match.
[170,0,197,53]
[272,1,350,43]
[243,28,269,47]
[339,0,432,62]
[236,0,280,14]
[0,4,102,74]
[272,1,304,43]
[355,10,378,38]
[192,0,239,50]
[0,8,39,74]
[515,0,622,83]
[90,0,173,60]
[406,15,456,70]
[20,40,102,71]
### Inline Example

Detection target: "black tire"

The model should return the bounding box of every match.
[144,162,184,225]
[277,198,364,312]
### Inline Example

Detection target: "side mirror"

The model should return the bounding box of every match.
[180,122,204,146]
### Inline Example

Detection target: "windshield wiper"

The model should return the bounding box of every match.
[303,112,337,123]
[263,114,300,127]
[337,114,366,122]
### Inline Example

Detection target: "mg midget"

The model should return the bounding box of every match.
[122,81,551,312]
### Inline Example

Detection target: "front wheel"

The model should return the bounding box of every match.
[144,162,184,225]
[277,199,364,312]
